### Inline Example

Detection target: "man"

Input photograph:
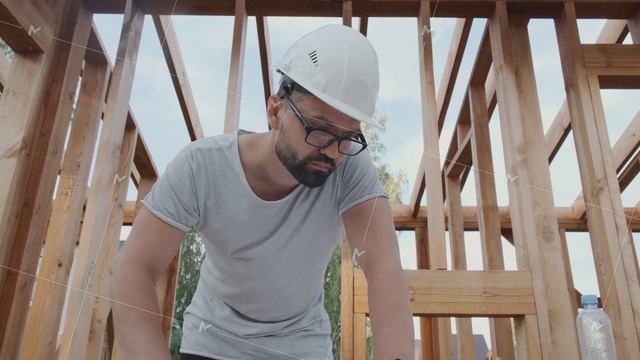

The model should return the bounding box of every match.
[113,24,414,360]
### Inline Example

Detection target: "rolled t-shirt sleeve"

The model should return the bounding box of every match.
[141,144,200,232]
[338,150,389,216]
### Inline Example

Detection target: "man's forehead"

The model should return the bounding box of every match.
[306,115,361,133]
[294,95,362,133]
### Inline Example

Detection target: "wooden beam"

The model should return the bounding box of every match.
[256,16,273,109]
[410,18,471,216]
[440,24,494,203]
[418,0,447,271]
[414,228,436,360]
[0,0,55,53]
[354,269,536,316]
[556,3,640,357]
[85,0,640,19]
[418,4,453,358]
[86,18,158,181]
[0,1,92,357]
[342,0,352,27]
[152,15,204,141]
[223,0,248,134]
[443,175,474,360]
[491,3,580,357]
[85,120,138,359]
[340,236,355,360]
[353,313,367,359]
[133,126,158,179]
[629,6,640,43]
[392,204,640,231]
[57,1,144,357]
[554,22,633,218]
[468,84,515,358]
[618,149,640,192]
[437,19,472,131]
[544,101,572,163]
[571,111,640,218]
[598,19,630,43]
[359,16,368,36]
[86,22,110,65]
[339,6,356,360]
[582,43,640,88]
[582,44,640,71]
[19,57,109,360]
[444,130,472,179]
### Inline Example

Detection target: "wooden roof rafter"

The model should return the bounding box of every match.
[85,0,640,19]
[86,22,159,183]
[151,15,204,141]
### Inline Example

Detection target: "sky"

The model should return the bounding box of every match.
[96,12,640,352]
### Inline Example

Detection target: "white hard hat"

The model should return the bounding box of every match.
[275,24,383,130]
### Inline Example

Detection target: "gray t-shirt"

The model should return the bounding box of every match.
[141,129,388,359]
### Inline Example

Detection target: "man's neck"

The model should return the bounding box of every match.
[238,132,300,200]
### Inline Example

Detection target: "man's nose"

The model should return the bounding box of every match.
[320,140,341,160]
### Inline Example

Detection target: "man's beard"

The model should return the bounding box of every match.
[275,133,336,188]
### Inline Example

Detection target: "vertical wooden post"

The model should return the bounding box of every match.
[85,120,138,359]
[489,3,580,357]
[0,1,93,358]
[353,313,367,359]
[418,1,451,358]
[416,227,435,360]
[342,0,352,27]
[468,84,515,358]
[256,16,274,109]
[341,236,354,360]
[20,56,110,360]
[223,0,248,134]
[443,176,475,359]
[555,3,640,358]
[57,0,144,358]
[628,7,640,44]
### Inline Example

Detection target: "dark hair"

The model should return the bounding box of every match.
[276,71,312,100]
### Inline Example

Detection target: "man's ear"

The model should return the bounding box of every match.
[267,94,283,130]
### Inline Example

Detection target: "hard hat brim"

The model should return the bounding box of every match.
[275,66,384,131]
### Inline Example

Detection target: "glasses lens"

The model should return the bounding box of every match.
[339,140,364,155]
[306,130,334,147]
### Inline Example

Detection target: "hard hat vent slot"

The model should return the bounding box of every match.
[308,50,319,66]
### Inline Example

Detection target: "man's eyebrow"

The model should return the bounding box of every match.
[307,115,361,135]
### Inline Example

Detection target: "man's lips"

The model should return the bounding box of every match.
[309,161,332,171]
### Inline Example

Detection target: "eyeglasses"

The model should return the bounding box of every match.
[280,94,368,156]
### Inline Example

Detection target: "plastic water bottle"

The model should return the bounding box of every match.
[576,294,617,359]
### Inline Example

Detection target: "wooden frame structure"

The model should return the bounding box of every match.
[0,0,638,359]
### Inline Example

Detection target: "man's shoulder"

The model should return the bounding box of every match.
[185,132,236,157]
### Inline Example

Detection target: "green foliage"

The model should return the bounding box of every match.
[169,230,205,359]
[0,38,13,59]
[170,118,407,359]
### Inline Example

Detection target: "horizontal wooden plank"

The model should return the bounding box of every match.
[118,201,640,231]
[583,44,640,70]
[391,204,640,231]
[582,44,640,88]
[354,269,536,316]
[85,0,640,18]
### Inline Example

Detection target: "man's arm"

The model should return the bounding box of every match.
[112,207,184,359]
[342,197,415,360]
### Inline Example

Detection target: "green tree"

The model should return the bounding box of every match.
[0,38,12,59]
[169,230,205,358]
